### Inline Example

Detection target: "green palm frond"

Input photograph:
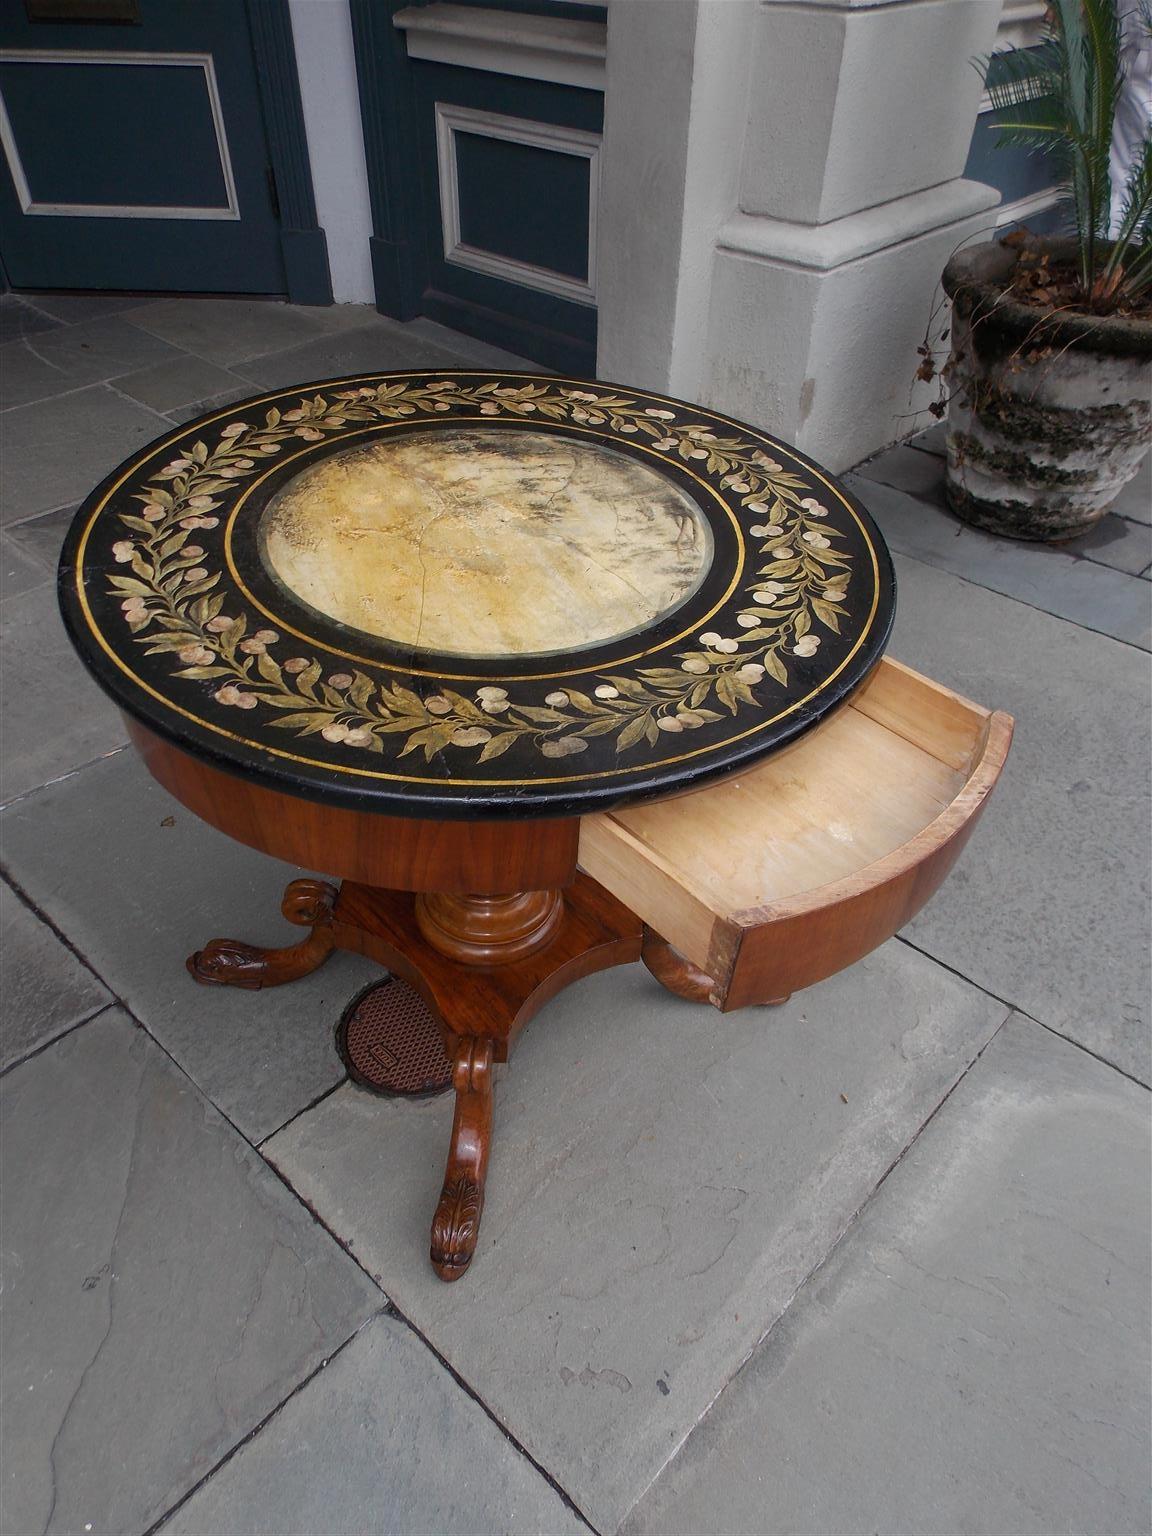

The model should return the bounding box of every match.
[978,0,1150,304]
[1112,132,1152,253]
[983,42,1064,145]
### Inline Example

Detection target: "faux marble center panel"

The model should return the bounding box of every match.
[258,428,712,657]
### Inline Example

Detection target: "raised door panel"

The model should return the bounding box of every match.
[410,59,602,372]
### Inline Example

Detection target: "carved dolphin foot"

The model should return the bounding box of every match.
[430,1036,494,1281]
[187,878,338,989]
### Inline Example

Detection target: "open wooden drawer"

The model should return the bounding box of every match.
[578,657,1013,1010]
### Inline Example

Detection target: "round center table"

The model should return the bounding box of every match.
[59,369,895,1280]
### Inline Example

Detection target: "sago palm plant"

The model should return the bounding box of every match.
[983,0,1151,310]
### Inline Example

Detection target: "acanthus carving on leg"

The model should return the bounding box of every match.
[187,878,338,989]
[430,1036,494,1281]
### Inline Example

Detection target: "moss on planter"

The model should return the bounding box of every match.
[943,479,1098,541]
[944,240,1152,360]
[950,431,1095,487]
[970,390,1137,452]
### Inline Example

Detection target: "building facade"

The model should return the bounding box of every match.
[0,0,1055,467]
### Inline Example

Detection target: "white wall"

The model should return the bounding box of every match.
[597,0,1003,470]
[595,0,700,390]
[288,0,376,304]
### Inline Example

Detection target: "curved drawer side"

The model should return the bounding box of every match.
[713,710,1014,1009]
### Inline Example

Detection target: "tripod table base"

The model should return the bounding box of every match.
[188,873,643,1280]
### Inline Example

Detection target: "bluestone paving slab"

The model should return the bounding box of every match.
[5,504,76,575]
[129,296,335,365]
[0,295,63,343]
[0,532,49,603]
[0,341,79,413]
[0,749,381,1140]
[294,300,406,333]
[163,386,272,426]
[234,323,463,391]
[22,292,159,325]
[0,1007,381,1536]
[855,441,946,501]
[0,878,110,1071]
[907,420,947,456]
[266,946,1008,1531]
[0,384,164,524]
[622,1016,1151,1536]
[889,552,1152,1083]
[113,353,254,414]
[1065,509,1152,575]
[0,585,128,804]
[403,315,547,371]
[163,1313,586,1536]
[845,471,1152,648]
[0,315,181,408]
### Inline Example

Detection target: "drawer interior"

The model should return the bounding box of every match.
[605,702,969,911]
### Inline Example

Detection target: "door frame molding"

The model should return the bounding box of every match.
[348,0,426,319]
[348,0,606,335]
[245,0,333,303]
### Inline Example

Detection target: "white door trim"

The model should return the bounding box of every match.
[395,3,606,92]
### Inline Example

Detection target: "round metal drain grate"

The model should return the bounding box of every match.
[336,977,452,1097]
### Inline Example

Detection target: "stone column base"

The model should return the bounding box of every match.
[704,179,1001,472]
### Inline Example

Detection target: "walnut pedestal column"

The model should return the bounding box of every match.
[415,888,564,965]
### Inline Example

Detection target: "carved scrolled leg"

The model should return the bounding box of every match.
[430,1036,494,1282]
[642,930,790,1007]
[187,878,338,990]
[642,930,718,1004]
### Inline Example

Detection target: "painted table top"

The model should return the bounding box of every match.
[59,371,895,820]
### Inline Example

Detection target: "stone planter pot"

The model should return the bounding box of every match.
[941,239,1152,542]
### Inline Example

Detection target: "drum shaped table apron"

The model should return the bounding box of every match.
[58,370,1010,1281]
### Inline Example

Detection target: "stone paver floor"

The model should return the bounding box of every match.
[1,291,1148,1536]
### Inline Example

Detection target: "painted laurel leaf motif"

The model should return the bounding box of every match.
[106,380,853,765]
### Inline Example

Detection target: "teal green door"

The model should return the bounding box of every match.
[409,64,602,374]
[0,1,286,294]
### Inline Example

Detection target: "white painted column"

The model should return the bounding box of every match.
[288,0,376,305]
[595,0,707,390]
[597,0,1003,470]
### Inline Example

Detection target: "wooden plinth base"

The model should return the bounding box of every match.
[190,874,644,1280]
